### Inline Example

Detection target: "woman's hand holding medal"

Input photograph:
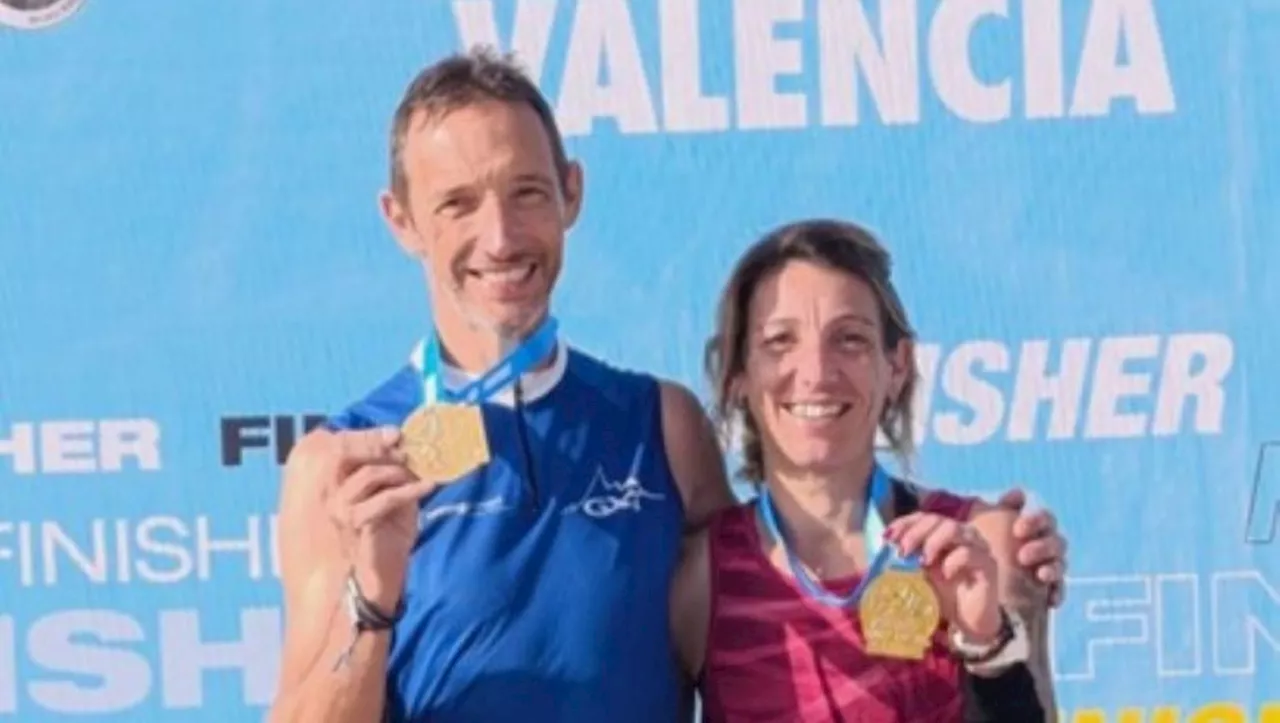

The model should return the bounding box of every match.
[883,513,1003,645]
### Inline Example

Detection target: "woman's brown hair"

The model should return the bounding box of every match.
[703,218,918,482]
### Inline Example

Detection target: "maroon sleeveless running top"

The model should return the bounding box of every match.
[700,484,976,723]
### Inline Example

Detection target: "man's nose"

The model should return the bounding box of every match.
[473,195,521,257]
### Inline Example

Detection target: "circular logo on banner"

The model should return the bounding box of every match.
[0,0,84,29]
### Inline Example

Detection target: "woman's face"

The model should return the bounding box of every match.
[737,259,910,479]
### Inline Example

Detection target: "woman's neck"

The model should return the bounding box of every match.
[761,456,883,579]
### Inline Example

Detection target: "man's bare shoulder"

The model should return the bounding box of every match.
[656,379,735,530]
[657,380,712,432]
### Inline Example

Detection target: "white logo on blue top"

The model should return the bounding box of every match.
[563,464,665,519]
[419,495,511,529]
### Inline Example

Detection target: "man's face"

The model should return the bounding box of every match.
[382,100,583,340]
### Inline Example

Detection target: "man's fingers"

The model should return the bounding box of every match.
[326,464,417,533]
[995,487,1027,512]
[1016,534,1066,570]
[1013,508,1058,541]
[334,427,407,470]
[351,479,439,529]
[336,463,417,504]
[1048,582,1066,608]
[1035,560,1067,586]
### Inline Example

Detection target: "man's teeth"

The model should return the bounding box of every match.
[481,264,535,282]
[785,403,847,419]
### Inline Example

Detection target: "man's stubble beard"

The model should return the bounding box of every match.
[445,278,549,354]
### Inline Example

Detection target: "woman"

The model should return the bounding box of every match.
[671,219,1049,722]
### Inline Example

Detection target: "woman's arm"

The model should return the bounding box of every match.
[968,505,1058,721]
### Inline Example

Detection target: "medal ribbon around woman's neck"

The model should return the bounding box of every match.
[757,463,920,608]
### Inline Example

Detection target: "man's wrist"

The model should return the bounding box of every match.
[349,567,404,624]
[332,569,403,673]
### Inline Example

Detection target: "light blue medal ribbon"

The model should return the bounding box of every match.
[758,463,919,609]
[418,315,559,406]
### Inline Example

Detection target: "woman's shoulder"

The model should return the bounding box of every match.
[891,476,980,521]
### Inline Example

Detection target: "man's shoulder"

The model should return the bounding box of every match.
[562,345,664,404]
[564,346,732,525]
[564,344,651,382]
[323,362,420,432]
[564,346,707,407]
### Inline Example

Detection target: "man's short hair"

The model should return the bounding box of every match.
[388,46,569,201]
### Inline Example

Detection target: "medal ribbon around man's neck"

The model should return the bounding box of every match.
[419,315,559,405]
[757,462,921,609]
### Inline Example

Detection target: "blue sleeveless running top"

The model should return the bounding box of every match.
[324,340,687,722]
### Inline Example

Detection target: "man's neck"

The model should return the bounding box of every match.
[432,309,554,375]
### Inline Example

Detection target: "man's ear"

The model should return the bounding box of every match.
[560,160,585,230]
[379,189,427,258]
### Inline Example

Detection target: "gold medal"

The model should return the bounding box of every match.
[399,403,491,483]
[857,568,942,660]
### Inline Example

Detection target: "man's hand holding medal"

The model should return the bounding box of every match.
[320,405,489,614]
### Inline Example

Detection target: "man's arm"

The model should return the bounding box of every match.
[1003,554,1058,721]
[969,505,1058,722]
[268,431,391,723]
[994,488,1068,608]
[658,380,737,531]
[657,380,734,723]
[962,664,1046,722]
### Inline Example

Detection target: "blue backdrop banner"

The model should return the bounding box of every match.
[1,0,1277,721]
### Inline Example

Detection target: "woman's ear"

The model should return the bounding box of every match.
[887,338,914,402]
[728,375,748,413]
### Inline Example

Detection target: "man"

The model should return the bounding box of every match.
[267,48,1068,723]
